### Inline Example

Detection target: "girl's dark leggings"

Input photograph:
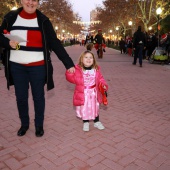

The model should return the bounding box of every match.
[83,116,99,123]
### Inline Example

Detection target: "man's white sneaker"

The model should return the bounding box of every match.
[94,122,105,130]
[83,122,89,131]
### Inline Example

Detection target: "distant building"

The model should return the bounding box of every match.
[90,10,98,22]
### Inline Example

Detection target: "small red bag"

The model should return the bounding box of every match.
[98,83,108,105]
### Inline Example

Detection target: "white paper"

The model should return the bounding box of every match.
[4,34,27,42]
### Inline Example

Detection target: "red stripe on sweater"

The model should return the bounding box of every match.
[22,60,45,66]
[20,10,37,19]
[27,30,43,47]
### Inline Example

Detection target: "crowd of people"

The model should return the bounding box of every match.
[118,28,170,63]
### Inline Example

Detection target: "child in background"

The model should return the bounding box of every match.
[65,51,108,131]
[127,40,133,56]
[86,43,94,51]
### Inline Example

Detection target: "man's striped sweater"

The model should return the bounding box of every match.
[10,10,44,66]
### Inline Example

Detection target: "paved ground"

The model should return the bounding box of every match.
[0,45,170,170]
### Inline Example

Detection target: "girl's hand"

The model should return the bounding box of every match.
[9,40,19,49]
[103,85,106,89]
[67,67,75,73]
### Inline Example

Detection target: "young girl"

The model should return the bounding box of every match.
[65,51,108,131]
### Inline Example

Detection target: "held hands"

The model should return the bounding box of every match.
[67,67,75,73]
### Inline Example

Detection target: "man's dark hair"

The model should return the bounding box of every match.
[138,26,142,31]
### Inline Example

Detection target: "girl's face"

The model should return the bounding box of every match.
[21,0,39,14]
[82,53,94,67]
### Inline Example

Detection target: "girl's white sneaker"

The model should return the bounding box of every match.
[83,122,89,131]
[94,122,105,130]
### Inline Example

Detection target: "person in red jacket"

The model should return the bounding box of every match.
[66,51,108,132]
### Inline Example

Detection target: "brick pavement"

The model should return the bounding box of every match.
[0,45,170,170]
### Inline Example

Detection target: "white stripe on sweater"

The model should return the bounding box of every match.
[10,50,43,64]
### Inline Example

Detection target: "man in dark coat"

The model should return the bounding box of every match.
[119,38,126,54]
[133,26,146,67]
[94,29,106,56]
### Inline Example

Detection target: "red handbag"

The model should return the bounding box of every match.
[98,83,108,105]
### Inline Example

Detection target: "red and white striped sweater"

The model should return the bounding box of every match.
[10,10,44,66]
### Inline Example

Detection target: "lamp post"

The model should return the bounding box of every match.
[62,29,65,38]
[109,30,112,41]
[156,7,162,47]
[62,30,65,43]
[116,27,119,46]
[55,26,58,38]
[128,21,132,37]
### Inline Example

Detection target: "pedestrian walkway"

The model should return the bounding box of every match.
[0,45,170,170]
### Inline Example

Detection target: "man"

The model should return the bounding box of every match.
[166,32,170,58]
[133,26,146,67]
[85,33,93,45]
[94,29,106,56]
[119,38,126,54]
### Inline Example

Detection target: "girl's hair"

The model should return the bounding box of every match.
[78,51,98,70]
[86,43,93,51]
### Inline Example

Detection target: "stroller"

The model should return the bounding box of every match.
[149,47,169,64]
[149,34,170,65]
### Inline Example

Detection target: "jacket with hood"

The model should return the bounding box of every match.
[0,7,74,90]
[65,64,108,106]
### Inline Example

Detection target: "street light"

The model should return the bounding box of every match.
[156,7,162,47]
[109,30,112,40]
[148,26,152,31]
[116,27,119,45]
[62,30,65,40]
[128,21,132,26]
[128,21,133,37]
[55,26,58,38]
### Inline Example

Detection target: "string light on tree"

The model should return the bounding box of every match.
[11,6,17,10]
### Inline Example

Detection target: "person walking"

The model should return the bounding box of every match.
[133,26,146,67]
[94,29,106,56]
[119,38,126,54]
[86,43,94,51]
[0,0,75,137]
[84,33,93,45]
[65,51,108,132]
[127,40,133,56]
[0,45,3,70]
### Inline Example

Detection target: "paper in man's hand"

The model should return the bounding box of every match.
[4,34,27,42]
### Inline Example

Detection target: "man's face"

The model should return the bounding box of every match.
[21,0,39,14]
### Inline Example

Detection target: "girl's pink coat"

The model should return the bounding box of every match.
[65,65,108,106]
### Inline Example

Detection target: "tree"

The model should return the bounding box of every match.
[94,0,170,36]
[160,15,170,33]
[0,0,20,23]
[39,0,82,35]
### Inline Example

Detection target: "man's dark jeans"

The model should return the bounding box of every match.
[134,45,144,65]
[10,62,46,127]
